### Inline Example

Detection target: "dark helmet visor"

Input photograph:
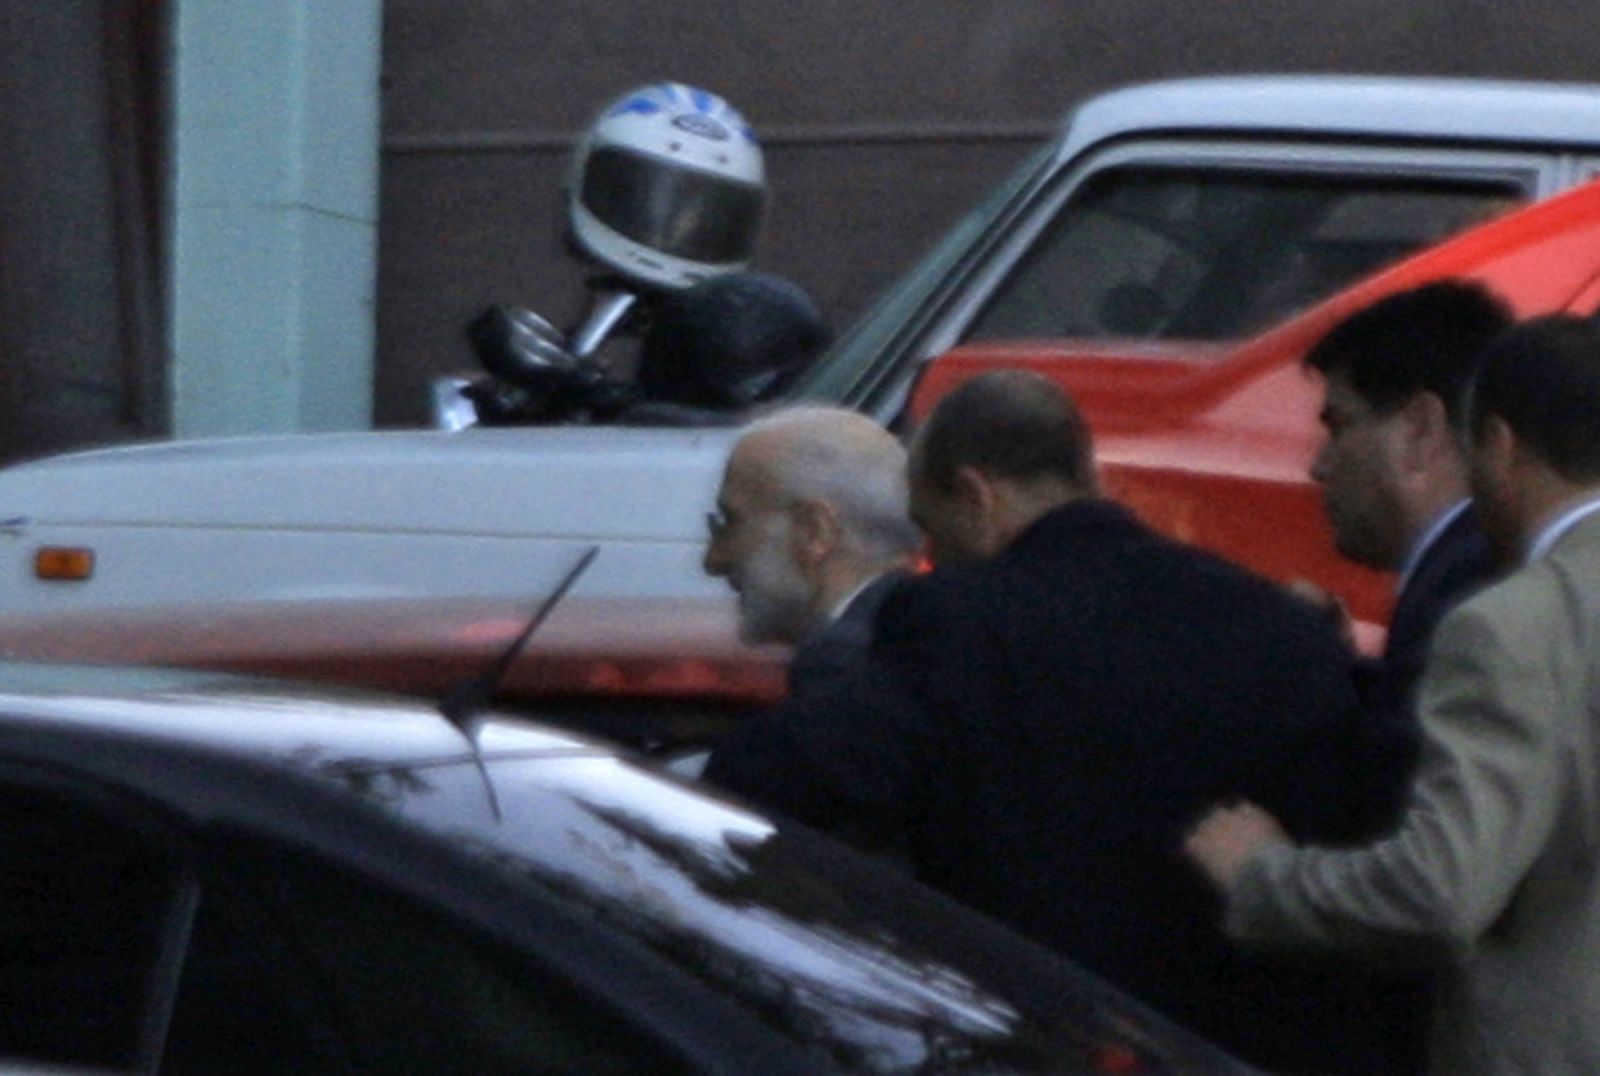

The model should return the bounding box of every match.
[581,145,765,264]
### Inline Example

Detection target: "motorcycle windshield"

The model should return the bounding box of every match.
[581,145,766,264]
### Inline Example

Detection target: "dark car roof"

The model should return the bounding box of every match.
[0,661,1257,1073]
[0,659,588,764]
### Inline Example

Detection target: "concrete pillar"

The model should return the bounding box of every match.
[170,1,382,436]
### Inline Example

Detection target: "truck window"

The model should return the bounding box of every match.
[963,167,1524,345]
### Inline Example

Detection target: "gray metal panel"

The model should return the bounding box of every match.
[1060,77,1600,162]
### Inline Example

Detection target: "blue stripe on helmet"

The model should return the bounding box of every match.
[608,95,663,117]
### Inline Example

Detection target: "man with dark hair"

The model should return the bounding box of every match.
[1305,282,1510,808]
[1300,281,1512,1073]
[910,368,1095,504]
[1187,315,1600,1075]
[1466,316,1600,553]
[710,369,1389,1073]
[1299,281,1510,1069]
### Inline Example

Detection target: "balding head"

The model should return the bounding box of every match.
[736,407,920,560]
[911,370,1096,494]
[908,370,1097,564]
[705,407,919,644]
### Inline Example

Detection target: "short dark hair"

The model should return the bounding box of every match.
[1469,315,1600,483]
[1306,281,1512,427]
[912,370,1095,492]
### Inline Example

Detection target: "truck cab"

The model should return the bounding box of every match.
[796,76,1600,419]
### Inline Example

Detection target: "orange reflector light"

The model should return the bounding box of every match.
[35,546,95,581]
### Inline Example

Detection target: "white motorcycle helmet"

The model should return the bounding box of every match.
[568,83,766,291]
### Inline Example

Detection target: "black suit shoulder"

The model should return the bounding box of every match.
[786,570,908,699]
[875,502,1382,1070]
[704,571,925,837]
[1381,508,1496,703]
[1354,507,1498,827]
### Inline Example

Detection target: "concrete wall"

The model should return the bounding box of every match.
[375,0,1600,425]
[171,1,383,437]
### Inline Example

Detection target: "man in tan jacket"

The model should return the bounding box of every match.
[1186,314,1600,1075]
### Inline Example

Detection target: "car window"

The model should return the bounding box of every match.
[0,773,688,1076]
[785,143,1057,410]
[161,864,357,1073]
[962,166,1524,345]
[0,784,193,1072]
[216,841,687,1076]
[0,778,355,1074]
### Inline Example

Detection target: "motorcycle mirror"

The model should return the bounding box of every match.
[506,308,568,351]
[469,306,580,388]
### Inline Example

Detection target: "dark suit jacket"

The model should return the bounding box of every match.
[1348,505,1498,1074]
[697,570,902,781]
[1356,505,1498,825]
[1229,512,1600,1076]
[784,571,905,700]
[708,499,1387,1073]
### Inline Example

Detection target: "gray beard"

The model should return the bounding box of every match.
[736,535,817,645]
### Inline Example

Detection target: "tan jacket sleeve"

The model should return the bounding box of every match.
[1227,566,1584,965]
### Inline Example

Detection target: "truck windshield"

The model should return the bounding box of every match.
[963,166,1521,343]
[786,155,1521,418]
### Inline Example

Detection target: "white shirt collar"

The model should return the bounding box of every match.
[1396,499,1472,596]
[1526,493,1600,564]
[827,572,885,624]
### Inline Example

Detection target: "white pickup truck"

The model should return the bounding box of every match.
[3,75,1600,715]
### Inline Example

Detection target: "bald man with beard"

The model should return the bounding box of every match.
[696,407,921,777]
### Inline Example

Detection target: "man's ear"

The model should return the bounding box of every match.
[789,499,841,568]
[951,465,993,511]
[1398,391,1451,472]
[1501,417,1545,474]
[1476,413,1519,476]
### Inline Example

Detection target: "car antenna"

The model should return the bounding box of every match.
[438,543,599,821]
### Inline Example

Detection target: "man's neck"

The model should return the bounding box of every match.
[992,480,1089,551]
[824,573,885,624]
[1395,497,1471,593]
[811,559,902,629]
[1400,472,1470,552]
[1524,483,1600,562]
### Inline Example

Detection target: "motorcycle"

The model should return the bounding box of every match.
[433,270,831,430]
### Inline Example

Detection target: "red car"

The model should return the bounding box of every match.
[910,177,1600,644]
